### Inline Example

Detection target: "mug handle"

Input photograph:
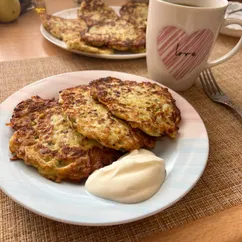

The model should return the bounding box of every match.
[207,18,242,68]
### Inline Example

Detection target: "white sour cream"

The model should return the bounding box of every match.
[85,149,166,204]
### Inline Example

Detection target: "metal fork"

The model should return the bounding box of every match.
[199,69,242,118]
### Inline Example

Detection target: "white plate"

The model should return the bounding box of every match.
[0,71,209,226]
[40,7,146,59]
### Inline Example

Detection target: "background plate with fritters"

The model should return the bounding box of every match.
[0,71,208,226]
[40,7,146,59]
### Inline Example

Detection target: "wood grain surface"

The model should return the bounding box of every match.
[144,205,242,242]
[0,1,242,242]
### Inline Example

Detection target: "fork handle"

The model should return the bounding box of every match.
[228,102,242,118]
[235,109,242,118]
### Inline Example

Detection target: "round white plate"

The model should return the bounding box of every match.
[40,7,146,59]
[0,71,209,226]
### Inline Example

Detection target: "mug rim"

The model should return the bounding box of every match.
[157,0,228,10]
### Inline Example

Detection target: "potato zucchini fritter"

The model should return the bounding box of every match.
[81,19,146,52]
[59,85,156,151]
[77,0,119,27]
[40,14,87,40]
[40,14,114,54]
[40,0,148,54]
[120,2,148,30]
[90,77,181,138]
[9,96,121,182]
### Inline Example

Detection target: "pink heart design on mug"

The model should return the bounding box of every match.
[157,26,214,80]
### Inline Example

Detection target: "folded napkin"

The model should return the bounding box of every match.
[220,1,242,37]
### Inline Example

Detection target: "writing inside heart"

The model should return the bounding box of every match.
[157,26,214,80]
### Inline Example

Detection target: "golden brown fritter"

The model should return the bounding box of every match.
[63,32,114,54]
[40,14,87,40]
[90,77,181,138]
[40,14,114,54]
[59,85,156,151]
[120,2,148,30]
[81,19,146,52]
[77,0,119,27]
[8,96,121,183]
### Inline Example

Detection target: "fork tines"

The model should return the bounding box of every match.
[199,69,224,96]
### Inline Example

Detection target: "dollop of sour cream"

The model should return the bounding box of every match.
[85,149,166,204]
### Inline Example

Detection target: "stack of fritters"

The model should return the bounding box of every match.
[40,0,148,54]
[78,0,146,53]
[8,78,181,183]
[40,14,113,54]
[59,85,155,151]
[8,96,122,182]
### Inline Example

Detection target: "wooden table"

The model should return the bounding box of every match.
[0,4,242,242]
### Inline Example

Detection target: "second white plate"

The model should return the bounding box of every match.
[40,7,146,60]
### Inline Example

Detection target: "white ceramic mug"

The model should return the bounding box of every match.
[146,0,242,91]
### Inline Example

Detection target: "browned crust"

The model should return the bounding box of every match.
[9,96,56,130]
[40,14,87,40]
[81,20,146,52]
[10,131,121,182]
[59,85,156,151]
[77,0,119,27]
[8,96,122,183]
[90,77,181,138]
[40,14,116,55]
[120,2,148,30]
